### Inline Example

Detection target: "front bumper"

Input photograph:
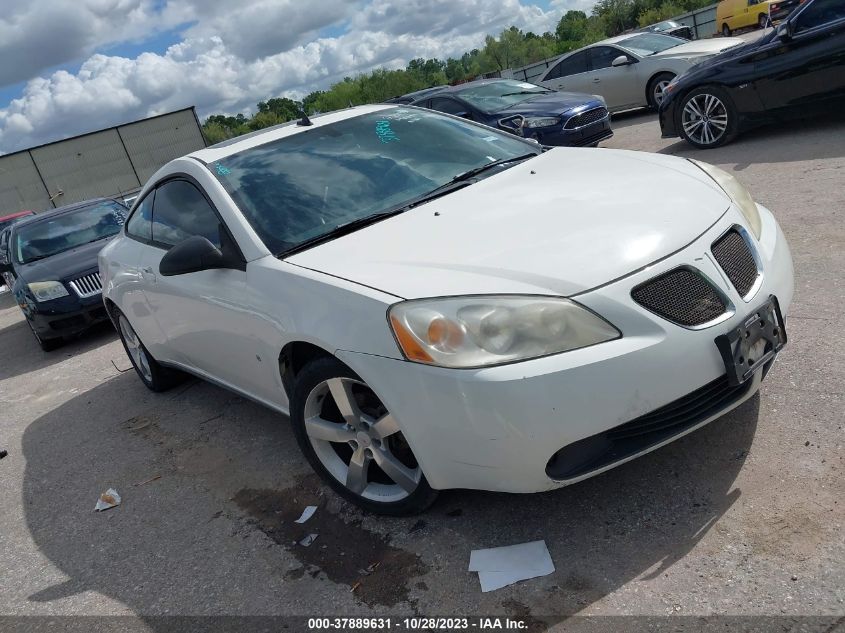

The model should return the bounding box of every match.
[535,116,613,147]
[659,100,679,138]
[338,204,793,493]
[22,292,110,339]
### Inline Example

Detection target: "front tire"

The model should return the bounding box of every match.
[115,309,183,392]
[678,85,738,149]
[290,357,438,515]
[758,13,768,28]
[647,72,675,109]
[722,23,731,37]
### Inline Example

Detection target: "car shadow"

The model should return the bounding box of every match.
[658,111,845,164]
[0,298,118,381]
[20,369,760,625]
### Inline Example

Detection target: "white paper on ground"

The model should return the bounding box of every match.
[94,488,122,512]
[469,540,554,593]
[294,505,317,523]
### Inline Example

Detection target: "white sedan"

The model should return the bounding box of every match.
[538,32,744,110]
[100,105,794,515]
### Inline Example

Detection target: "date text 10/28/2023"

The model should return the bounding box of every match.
[308,617,530,630]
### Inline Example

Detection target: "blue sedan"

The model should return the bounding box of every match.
[408,79,613,147]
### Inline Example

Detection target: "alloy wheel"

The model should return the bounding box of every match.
[682,93,729,146]
[119,315,153,383]
[303,377,421,502]
[653,79,672,106]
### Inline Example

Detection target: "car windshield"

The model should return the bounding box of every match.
[617,33,686,55]
[455,80,554,113]
[210,108,536,256]
[14,201,127,264]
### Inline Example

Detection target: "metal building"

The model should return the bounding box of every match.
[0,107,206,213]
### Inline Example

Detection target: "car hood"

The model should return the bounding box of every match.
[652,37,744,58]
[17,236,114,284]
[496,93,605,116]
[286,148,730,299]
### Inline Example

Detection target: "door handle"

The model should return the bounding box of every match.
[593,78,601,83]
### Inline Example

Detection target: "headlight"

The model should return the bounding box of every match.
[522,117,560,129]
[688,159,762,239]
[28,281,70,302]
[388,296,620,368]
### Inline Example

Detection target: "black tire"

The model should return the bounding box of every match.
[27,319,62,351]
[758,13,768,28]
[113,308,184,392]
[647,72,676,109]
[722,23,731,37]
[290,356,438,516]
[677,85,739,149]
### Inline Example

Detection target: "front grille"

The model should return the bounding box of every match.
[564,106,608,130]
[545,374,753,480]
[632,268,727,327]
[69,272,102,298]
[712,228,759,298]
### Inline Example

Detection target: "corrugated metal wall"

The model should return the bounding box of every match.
[119,109,206,183]
[0,151,53,212]
[0,108,205,214]
[30,129,141,206]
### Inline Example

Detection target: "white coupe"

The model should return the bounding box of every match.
[537,32,745,110]
[100,105,793,514]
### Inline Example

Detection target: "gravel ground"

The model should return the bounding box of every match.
[1,105,843,631]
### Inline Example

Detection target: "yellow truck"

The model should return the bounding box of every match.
[716,0,777,35]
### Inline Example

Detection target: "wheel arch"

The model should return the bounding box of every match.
[278,340,336,400]
[645,70,677,106]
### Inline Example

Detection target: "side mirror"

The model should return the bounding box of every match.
[159,235,226,276]
[776,21,792,40]
[612,55,633,67]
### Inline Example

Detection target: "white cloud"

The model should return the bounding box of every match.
[0,0,579,154]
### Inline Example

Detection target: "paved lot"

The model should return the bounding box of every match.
[1,108,843,630]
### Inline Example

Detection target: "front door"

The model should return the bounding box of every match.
[140,178,275,401]
[751,1,845,111]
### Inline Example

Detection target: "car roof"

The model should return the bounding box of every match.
[193,104,396,164]
[409,78,529,102]
[0,209,35,222]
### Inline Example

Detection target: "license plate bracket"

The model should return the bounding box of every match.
[714,295,787,386]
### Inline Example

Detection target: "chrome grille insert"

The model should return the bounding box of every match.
[69,272,102,298]
[564,106,609,130]
[631,267,732,328]
[712,227,761,300]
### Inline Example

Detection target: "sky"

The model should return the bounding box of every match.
[0,0,597,155]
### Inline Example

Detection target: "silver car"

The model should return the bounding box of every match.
[538,33,743,111]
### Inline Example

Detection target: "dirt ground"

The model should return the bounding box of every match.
[1,107,843,631]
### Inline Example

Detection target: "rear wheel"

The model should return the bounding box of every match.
[115,309,184,391]
[678,85,738,149]
[758,13,768,28]
[722,23,731,37]
[290,357,438,515]
[647,72,676,109]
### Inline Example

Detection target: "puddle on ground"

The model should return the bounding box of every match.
[233,483,428,607]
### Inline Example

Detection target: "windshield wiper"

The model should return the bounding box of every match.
[450,152,538,183]
[499,90,549,97]
[278,154,538,258]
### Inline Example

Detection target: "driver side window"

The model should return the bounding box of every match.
[545,51,589,80]
[152,180,222,249]
[794,0,845,32]
[590,46,627,70]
